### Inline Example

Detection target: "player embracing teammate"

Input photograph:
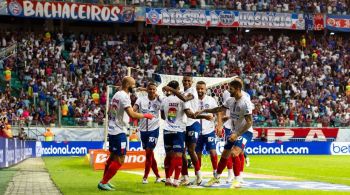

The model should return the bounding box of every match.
[196,79,254,188]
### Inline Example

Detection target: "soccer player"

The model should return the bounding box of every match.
[161,80,213,187]
[162,75,201,186]
[133,82,162,184]
[98,76,154,191]
[195,81,223,180]
[196,79,254,188]
[222,77,251,183]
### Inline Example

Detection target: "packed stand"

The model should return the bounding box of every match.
[0,30,349,128]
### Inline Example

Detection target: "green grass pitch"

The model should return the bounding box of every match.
[40,155,350,195]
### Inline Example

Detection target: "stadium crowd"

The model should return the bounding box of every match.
[54,0,350,14]
[0,30,349,128]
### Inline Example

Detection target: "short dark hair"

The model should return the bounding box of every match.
[229,80,243,89]
[147,82,157,88]
[196,81,206,85]
[167,80,179,90]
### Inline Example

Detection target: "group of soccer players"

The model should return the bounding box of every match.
[98,75,254,191]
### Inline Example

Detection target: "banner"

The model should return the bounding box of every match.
[305,13,324,31]
[7,0,134,23]
[0,137,5,167]
[326,15,350,32]
[89,149,146,170]
[330,142,350,155]
[0,0,7,15]
[253,127,339,142]
[0,137,36,168]
[39,141,104,156]
[146,8,305,30]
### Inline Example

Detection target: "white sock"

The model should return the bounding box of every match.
[196,171,202,177]
[184,175,189,181]
[228,169,233,178]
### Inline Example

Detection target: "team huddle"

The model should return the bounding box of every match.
[98,75,254,191]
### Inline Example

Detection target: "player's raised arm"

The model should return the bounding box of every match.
[162,86,193,102]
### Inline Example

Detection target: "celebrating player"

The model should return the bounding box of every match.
[162,75,202,186]
[196,79,254,188]
[222,77,251,183]
[195,81,223,179]
[98,76,154,191]
[133,82,162,184]
[161,80,213,187]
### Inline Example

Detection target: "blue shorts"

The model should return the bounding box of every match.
[164,130,185,153]
[185,121,201,144]
[195,131,216,153]
[108,133,127,156]
[224,131,253,150]
[224,127,232,142]
[140,128,159,150]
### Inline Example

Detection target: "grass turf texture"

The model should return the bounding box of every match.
[43,155,350,195]
[0,168,18,194]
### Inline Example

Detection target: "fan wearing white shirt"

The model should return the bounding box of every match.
[195,81,223,180]
[161,80,213,187]
[133,82,162,184]
[98,77,154,191]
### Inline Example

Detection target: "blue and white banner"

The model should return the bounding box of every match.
[146,8,305,30]
[38,141,104,156]
[0,137,36,168]
[326,15,350,32]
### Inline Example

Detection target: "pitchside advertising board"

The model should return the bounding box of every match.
[6,0,134,23]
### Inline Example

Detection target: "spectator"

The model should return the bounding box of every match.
[18,127,27,140]
[43,128,54,141]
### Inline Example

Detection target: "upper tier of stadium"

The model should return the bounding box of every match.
[28,0,349,14]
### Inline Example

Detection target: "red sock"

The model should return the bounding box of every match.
[216,157,228,175]
[226,155,233,169]
[198,155,202,167]
[239,153,245,172]
[164,155,171,178]
[103,156,112,177]
[210,153,218,171]
[181,155,188,176]
[143,150,153,179]
[171,156,182,180]
[102,161,122,184]
[194,159,200,172]
[233,156,241,177]
[151,152,160,178]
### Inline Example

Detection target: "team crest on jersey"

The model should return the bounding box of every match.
[205,104,210,109]
[152,104,159,110]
